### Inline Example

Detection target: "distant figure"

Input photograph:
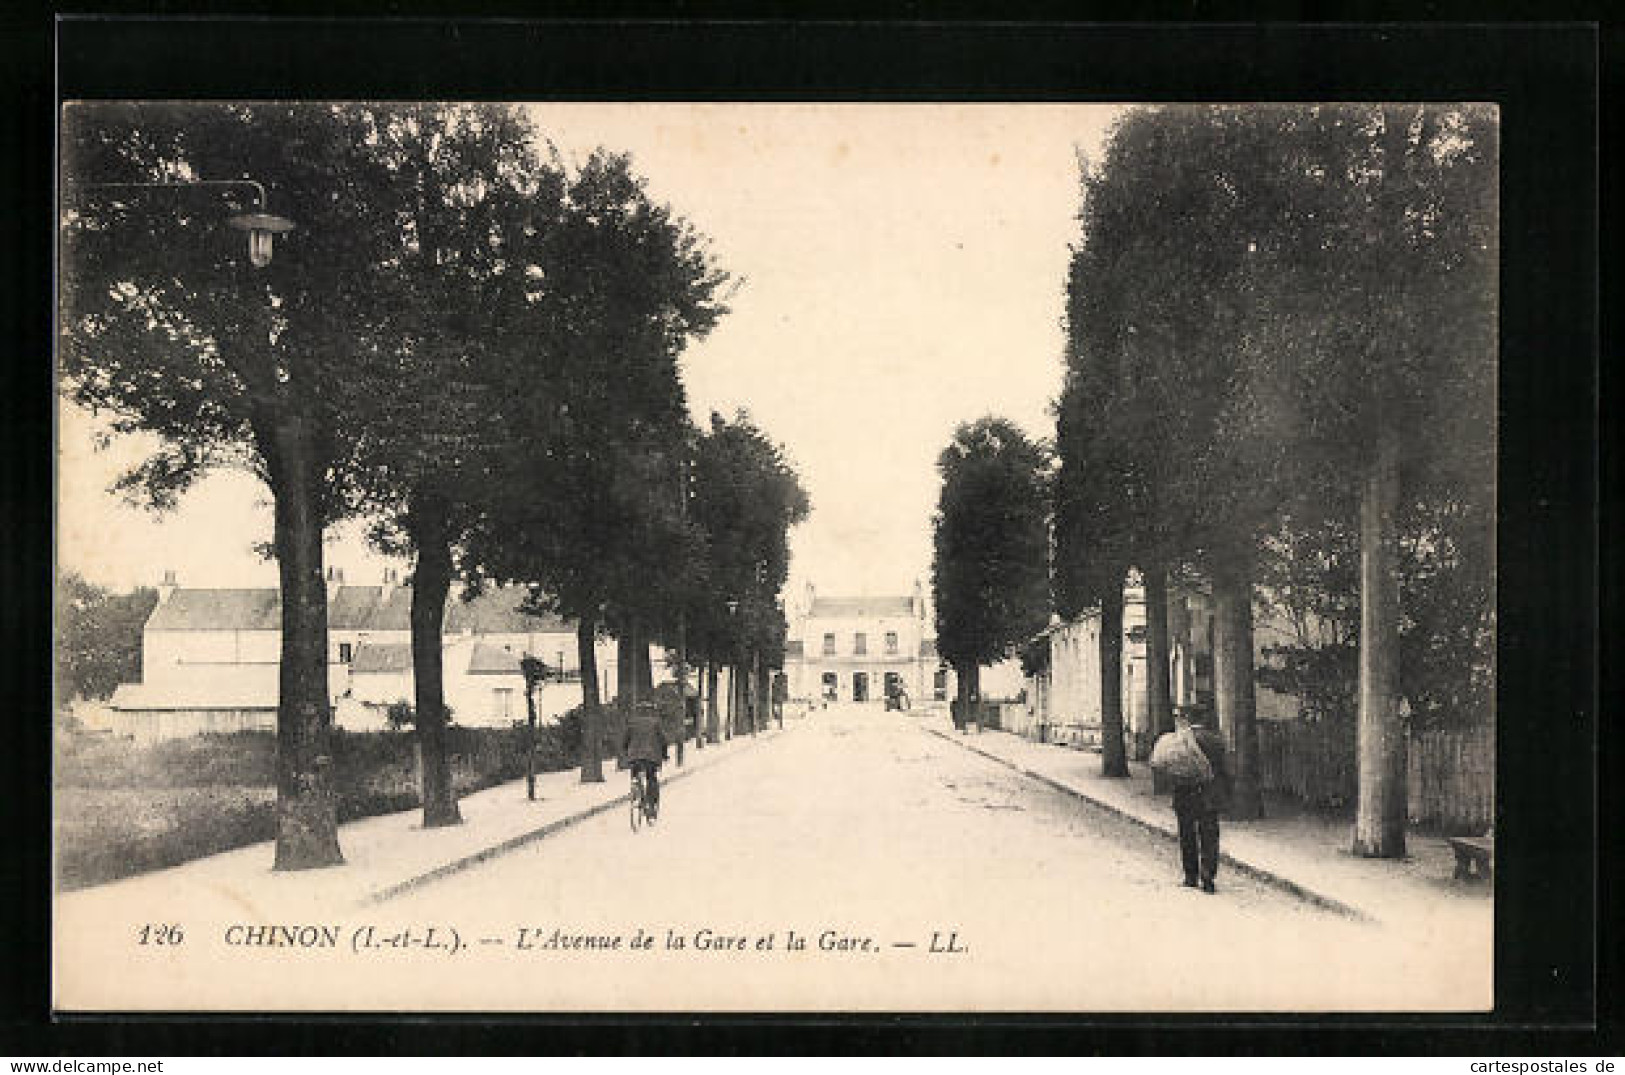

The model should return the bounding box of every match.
[622,702,668,820]
[1152,705,1231,893]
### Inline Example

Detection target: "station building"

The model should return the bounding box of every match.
[781,582,949,705]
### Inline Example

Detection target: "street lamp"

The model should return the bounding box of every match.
[228,210,297,268]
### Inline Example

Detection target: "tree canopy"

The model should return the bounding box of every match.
[932,416,1051,674]
[686,410,811,672]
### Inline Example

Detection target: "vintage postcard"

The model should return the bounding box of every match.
[53,100,1496,1012]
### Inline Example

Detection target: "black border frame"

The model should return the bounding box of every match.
[3,11,1609,1055]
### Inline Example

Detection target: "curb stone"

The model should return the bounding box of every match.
[924,725,1370,922]
[361,726,788,907]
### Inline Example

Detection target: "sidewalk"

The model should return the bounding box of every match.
[57,723,788,918]
[923,715,1493,930]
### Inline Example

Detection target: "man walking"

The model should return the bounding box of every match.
[1166,705,1231,893]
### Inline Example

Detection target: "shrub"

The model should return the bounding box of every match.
[385,700,415,730]
[55,724,560,889]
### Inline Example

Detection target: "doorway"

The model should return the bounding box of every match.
[852,672,869,702]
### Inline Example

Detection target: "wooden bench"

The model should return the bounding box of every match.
[1448,833,1494,881]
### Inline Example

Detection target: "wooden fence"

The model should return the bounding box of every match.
[1255,718,1494,834]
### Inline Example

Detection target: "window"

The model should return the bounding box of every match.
[854,632,867,656]
[822,632,836,656]
[885,631,898,655]
[338,642,353,664]
[493,687,515,722]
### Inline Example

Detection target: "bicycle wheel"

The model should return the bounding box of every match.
[629,776,643,833]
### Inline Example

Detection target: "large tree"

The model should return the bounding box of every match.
[346,103,560,828]
[1058,106,1336,809]
[685,411,809,738]
[1053,261,1139,778]
[1235,104,1497,856]
[59,103,420,868]
[932,417,1051,731]
[1059,103,1495,842]
[465,151,730,783]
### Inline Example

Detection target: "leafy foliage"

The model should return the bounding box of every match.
[59,103,421,517]
[466,151,731,642]
[1060,104,1496,736]
[55,572,158,701]
[344,104,562,560]
[932,417,1051,670]
[686,411,810,670]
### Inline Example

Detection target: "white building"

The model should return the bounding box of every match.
[106,569,652,741]
[782,582,945,705]
[1018,582,1301,752]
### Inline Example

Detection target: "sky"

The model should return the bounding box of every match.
[57,102,1123,598]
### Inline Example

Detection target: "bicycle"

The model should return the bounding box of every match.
[629,767,656,832]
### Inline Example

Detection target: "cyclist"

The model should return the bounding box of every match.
[622,701,669,820]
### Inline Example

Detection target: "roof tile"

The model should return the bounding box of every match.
[808,595,916,620]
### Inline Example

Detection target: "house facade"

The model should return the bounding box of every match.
[782,582,950,705]
[1018,581,1303,753]
[107,568,656,742]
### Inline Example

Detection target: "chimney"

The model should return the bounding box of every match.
[326,566,342,604]
[913,578,925,618]
[380,566,398,604]
[157,569,178,605]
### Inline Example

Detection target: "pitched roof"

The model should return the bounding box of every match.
[146,588,282,631]
[363,588,413,632]
[146,583,575,634]
[807,595,916,620]
[351,642,413,674]
[447,588,572,634]
[467,641,524,675]
[330,586,384,630]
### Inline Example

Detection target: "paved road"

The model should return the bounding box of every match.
[54,704,1488,1011]
[374,703,1483,1011]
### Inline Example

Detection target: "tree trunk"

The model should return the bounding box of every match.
[705,660,720,743]
[636,632,655,698]
[673,628,688,764]
[1145,565,1176,794]
[751,650,764,735]
[577,616,605,783]
[725,664,737,739]
[954,661,981,731]
[1099,583,1129,778]
[268,432,344,870]
[967,663,982,731]
[616,627,636,706]
[953,661,970,729]
[756,655,771,734]
[1352,423,1407,857]
[1213,555,1265,819]
[408,516,462,828]
[1144,563,1174,741]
